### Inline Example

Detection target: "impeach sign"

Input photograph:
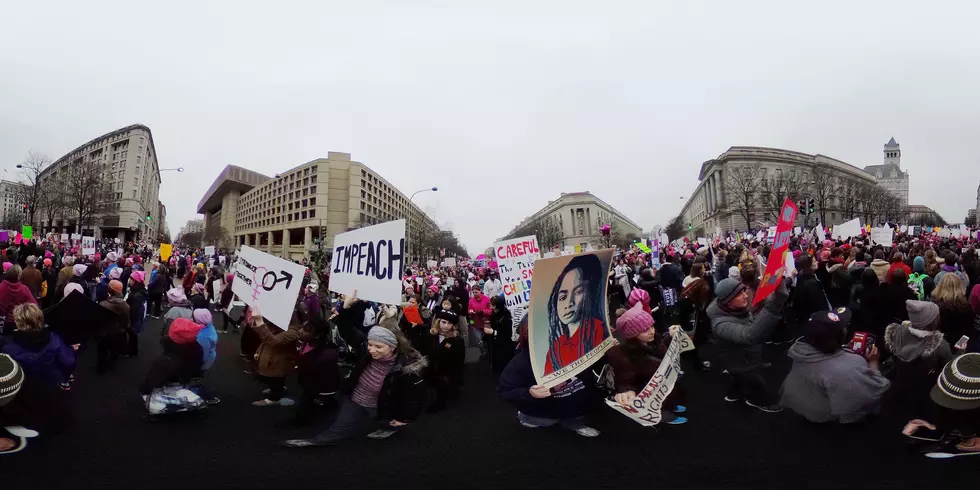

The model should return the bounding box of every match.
[329,219,406,305]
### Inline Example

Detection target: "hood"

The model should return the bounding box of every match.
[11,329,52,352]
[884,322,945,362]
[396,353,429,376]
[787,340,844,363]
[5,330,58,365]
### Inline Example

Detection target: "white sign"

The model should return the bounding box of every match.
[493,236,541,331]
[204,246,215,256]
[899,225,908,233]
[870,227,894,246]
[232,245,308,330]
[793,227,802,237]
[907,225,916,236]
[71,233,81,241]
[767,226,777,239]
[542,252,556,258]
[328,219,406,305]
[835,218,862,240]
[442,257,457,268]
[606,327,695,426]
[81,236,96,256]
[561,246,575,256]
[426,260,437,269]
[697,238,708,247]
[815,223,826,242]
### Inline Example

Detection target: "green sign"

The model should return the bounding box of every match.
[21,225,32,240]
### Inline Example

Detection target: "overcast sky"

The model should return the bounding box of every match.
[2,1,979,254]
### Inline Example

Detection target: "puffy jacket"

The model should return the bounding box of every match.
[253,322,302,378]
[706,281,789,374]
[196,322,218,371]
[870,259,891,283]
[1,329,75,387]
[0,280,38,324]
[883,322,953,420]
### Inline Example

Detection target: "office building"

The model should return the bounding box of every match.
[197,152,439,261]
[0,180,27,227]
[502,191,643,249]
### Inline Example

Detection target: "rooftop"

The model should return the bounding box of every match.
[197,165,272,213]
[885,137,899,148]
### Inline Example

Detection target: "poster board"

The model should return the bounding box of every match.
[870,227,894,246]
[835,218,862,240]
[442,257,456,268]
[81,236,96,256]
[606,326,694,426]
[561,246,575,256]
[494,236,541,330]
[403,305,423,325]
[204,245,215,256]
[528,249,615,387]
[160,243,173,261]
[21,225,32,240]
[753,199,798,306]
[328,219,406,305]
[815,223,826,242]
[231,245,309,330]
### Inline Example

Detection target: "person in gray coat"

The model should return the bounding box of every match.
[707,277,789,413]
[780,307,891,423]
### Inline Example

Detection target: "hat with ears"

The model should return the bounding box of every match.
[615,302,654,340]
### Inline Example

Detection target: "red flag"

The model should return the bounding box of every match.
[753,199,799,306]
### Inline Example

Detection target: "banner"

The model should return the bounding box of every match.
[81,236,96,256]
[753,199,798,306]
[0,231,8,243]
[494,236,541,330]
[204,245,215,256]
[21,225,32,240]
[834,218,862,240]
[870,227,894,246]
[606,326,695,426]
[528,249,615,388]
[329,219,406,305]
[634,241,651,253]
[160,243,173,261]
[232,245,309,329]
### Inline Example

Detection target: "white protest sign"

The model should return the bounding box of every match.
[81,236,96,256]
[899,225,908,233]
[815,223,826,242]
[793,227,802,237]
[61,234,69,243]
[870,227,894,246]
[561,246,575,256]
[835,218,862,239]
[442,257,457,267]
[328,219,406,305]
[205,245,215,256]
[756,230,765,242]
[767,226,777,239]
[542,252,556,258]
[427,260,437,268]
[232,245,308,329]
[493,236,541,331]
[697,238,708,247]
[71,233,81,241]
[907,225,916,236]
[606,327,695,426]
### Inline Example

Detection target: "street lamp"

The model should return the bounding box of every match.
[410,187,438,202]
[160,167,184,172]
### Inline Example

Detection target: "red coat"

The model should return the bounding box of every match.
[887,262,912,282]
[0,279,38,322]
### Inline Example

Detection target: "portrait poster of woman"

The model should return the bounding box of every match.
[528,249,615,387]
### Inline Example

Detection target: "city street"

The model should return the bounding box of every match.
[3,315,976,489]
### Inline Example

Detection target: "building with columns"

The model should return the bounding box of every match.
[502,191,643,249]
[862,137,910,204]
[197,152,439,261]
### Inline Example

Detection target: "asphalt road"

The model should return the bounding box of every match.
[3,313,978,489]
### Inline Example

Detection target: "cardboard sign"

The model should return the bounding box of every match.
[870,227,894,246]
[528,249,615,387]
[21,226,32,240]
[71,233,81,241]
[606,327,694,426]
[753,199,798,306]
[427,260,437,269]
[403,305,423,325]
[232,245,309,330]
[14,233,22,244]
[329,219,406,305]
[0,231,7,243]
[835,218,862,240]
[793,227,802,237]
[815,223,826,242]
[61,234,69,243]
[634,241,651,253]
[651,238,661,269]
[81,236,96,256]
[205,245,215,256]
[160,243,173,261]
[494,236,541,330]
[442,257,456,268]
[908,225,916,236]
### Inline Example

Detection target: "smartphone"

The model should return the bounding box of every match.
[848,332,875,357]
[955,335,970,351]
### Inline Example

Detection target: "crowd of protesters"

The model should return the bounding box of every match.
[2,226,980,458]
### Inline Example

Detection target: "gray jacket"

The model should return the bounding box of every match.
[779,341,891,423]
[706,281,789,374]
[162,303,194,338]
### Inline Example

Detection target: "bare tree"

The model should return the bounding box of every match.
[664,214,686,241]
[759,174,806,224]
[1,213,22,233]
[39,180,67,232]
[840,180,861,220]
[810,166,841,225]
[63,160,112,234]
[202,219,232,248]
[723,166,765,230]
[15,151,51,229]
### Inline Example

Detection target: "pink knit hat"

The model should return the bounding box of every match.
[615,302,654,339]
[627,288,651,312]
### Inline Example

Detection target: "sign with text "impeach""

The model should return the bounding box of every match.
[329,219,406,305]
[232,246,308,330]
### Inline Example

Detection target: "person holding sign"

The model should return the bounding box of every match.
[250,307,303,407]
[541,254,609,376]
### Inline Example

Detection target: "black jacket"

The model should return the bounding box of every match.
[188,293,209,311]
[139,338,203,395]
[424,332,465,386]
[659,262,684,291]
[297,342,341,396]
[340,349,428,422]
[496,348,600,420]
[486,308,515,374]
[792,272,830,321]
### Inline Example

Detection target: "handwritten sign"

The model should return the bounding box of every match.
[329,219,406,305]
[232,245,308,329]
[442,257,456,268]
[834,218,862,240]
[753,199,798,306]
[606,327,694,426]
[81,236,96,256]
[426,260,437,269]
[870,227,894,246]
[204,245,215,256]
[494,236,540,330]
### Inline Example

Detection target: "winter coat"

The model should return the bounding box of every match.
[297,341,341,396]
[606,340,682,409]
[706,280,789,374]
[253,322,302,378]
[1,330,75,387]
[0,280,38,322]
[870,259,891,283]
[883,322,953,420]
[148,271,169,295]
[468,294,492,328]
[139,338,203,395]
[99,297,131,336]
[196,323,218,371]
[20,266,43,298]
[779,341,890,423]
[879,282,917,326]
[887,262,912,282]
[424,331,466,386]
[935,300,974,348]
[127,283,148,334]
[497,347,600,420]
[398,315,429,354]
[163,304,194,338]
[341,349,428,422]
[792,271,831,321]
[486,308,515,374]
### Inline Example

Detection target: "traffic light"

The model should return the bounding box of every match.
[145,212,152,222]
[687,223,693,231]
[807,198,815,215]
[797,200,806,211]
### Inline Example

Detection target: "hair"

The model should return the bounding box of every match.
[890,252,904,263]
[430,314,459,336]
[860,267,880,292]
[63,256,75,267]
[890,268,909,288]
[933,273,969,309]
[13,303,44,332]
[408,294,421,303]
[4,265,21,282]
[490,293,506,312]
[739,263,759,289]
[943,252,959,267]
[873,250,885,261]
[795,253,815,273]
[924,249,940,276]
[689,262,704,278]
[546,254,604,371]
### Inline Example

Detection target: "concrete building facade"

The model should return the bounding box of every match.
[0,180,26,227]
[36,124,162,240]
[198,152,439,261]
[504,192,643,249]
[862,137,910,205]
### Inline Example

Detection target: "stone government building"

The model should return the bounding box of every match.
[681,138,920,234]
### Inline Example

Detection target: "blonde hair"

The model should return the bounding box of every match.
[13,303,45,332]
[933,273,969,308]
[430,316,458,337]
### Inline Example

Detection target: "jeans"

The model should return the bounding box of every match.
[259,375,286,401]
[222,311,239,332]
[314,397,386,444]
[518,412,587,431]
[727,371,770,405]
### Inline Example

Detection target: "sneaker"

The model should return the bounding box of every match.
[701,361,712,370]
[262,387,287,396]
[574,426,600,437]
[280,439,321,448]
[219,330,228,334]
[665,416,688,425]
[367,429,397,439]
[206,397,221,405]
[724,396,742,402]
[517,412,541,428]
[278,398,296,406]
[745,400,783,413]
[252,399,279,407]
[243,369,254,374]
[673,405,687,414]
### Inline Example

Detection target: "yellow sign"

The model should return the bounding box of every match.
[160,243,173,261]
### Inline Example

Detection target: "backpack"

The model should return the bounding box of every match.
[908,272,926,301]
